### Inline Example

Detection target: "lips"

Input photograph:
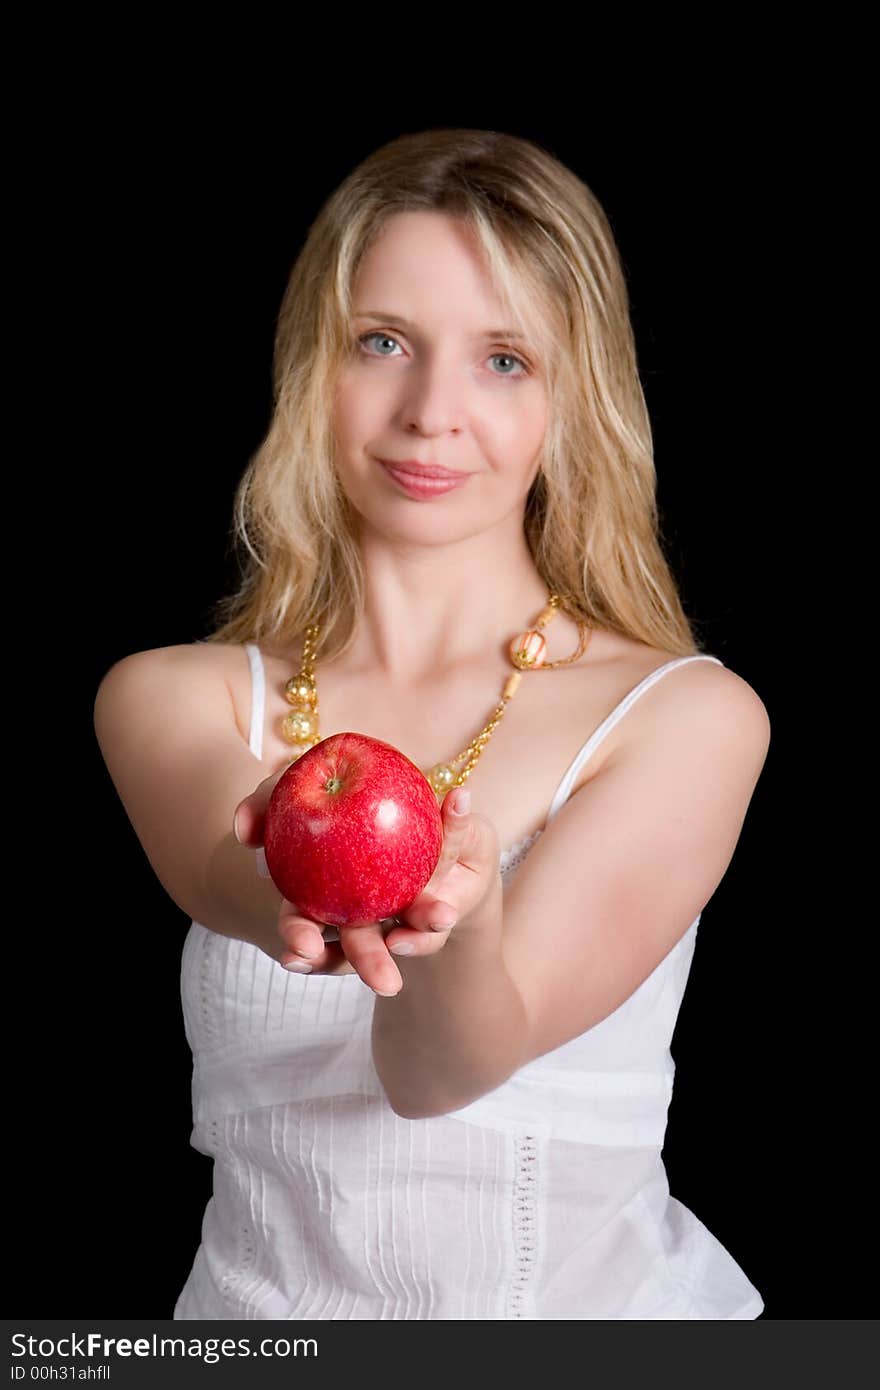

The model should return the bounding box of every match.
[379,461,471,498]
[376,458,470,480]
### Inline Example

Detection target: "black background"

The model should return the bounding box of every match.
[16,83,856,1324]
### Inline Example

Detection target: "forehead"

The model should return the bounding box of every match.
[351,212,524,325]
[347,212,564,371]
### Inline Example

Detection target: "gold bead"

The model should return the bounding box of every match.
[282,708,318,744]
[536,604,558,627]
[428,762,456,795]
[286,733,322,762]
[285,673,316,707]
[502,671,523,701]
[509,629,547,669]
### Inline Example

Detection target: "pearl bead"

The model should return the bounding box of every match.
[428,763,456,794]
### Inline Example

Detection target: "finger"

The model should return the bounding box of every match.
[389,896,459,942]
[339,921,403,998]
[278,935,348,974]
[385,913,456,957]
[277,901,335,968]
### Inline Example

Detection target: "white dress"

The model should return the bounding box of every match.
[173,644,764,1320]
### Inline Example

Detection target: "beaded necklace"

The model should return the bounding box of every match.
[280,593,592,801]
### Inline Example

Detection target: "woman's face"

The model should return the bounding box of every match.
[332,211,549,540]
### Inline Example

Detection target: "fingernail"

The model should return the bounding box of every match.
[453,789,471,815]
[390,942,415,955]
[282,958,312,973]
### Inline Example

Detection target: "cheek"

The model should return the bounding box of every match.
[494,391,547,456]
[334,376,388,444]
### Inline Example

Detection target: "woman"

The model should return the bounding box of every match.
[94,128,771,1319]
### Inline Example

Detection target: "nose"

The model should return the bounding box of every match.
[398,354,467,436]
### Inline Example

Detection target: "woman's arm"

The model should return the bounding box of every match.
[373,665,771,1118]
[371,872,527,1119]
[93,645,355,968]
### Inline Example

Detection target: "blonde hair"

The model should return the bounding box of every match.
[200,127,705,661]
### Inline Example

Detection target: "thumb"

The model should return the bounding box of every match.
[440,785,499,875]
[436,785,472,861]
[446,786,471,818]
[407,786,475,922]
[233,767,289,847]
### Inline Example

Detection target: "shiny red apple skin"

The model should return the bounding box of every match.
[262,731,444,927]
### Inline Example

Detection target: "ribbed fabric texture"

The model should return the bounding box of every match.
[173,648,764,1320]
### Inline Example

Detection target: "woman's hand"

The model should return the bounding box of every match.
[233,774,502,997]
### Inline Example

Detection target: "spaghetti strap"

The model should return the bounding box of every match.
[546,654,725,823]
[243,642,265,762]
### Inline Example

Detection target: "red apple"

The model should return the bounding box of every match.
[262,731,444,927]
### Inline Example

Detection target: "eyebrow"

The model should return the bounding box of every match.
[353,310,527,342]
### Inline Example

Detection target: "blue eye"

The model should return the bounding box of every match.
[488,351,529,378]
[356,332,530,378]
[359,332,400,357]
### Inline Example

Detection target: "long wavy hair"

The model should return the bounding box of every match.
[200,128,704,661]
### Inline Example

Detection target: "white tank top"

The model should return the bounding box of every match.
[174,646,764,1320]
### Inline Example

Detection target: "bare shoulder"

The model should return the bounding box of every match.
[97,639,244,698]
[577,632,771,791]
[92,638,285,935]
[94,640,245,739]
[649,652,770,739]
[606,641,772,776]
[102,639,241,672]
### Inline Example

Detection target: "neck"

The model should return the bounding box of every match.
[337,523,551,688]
